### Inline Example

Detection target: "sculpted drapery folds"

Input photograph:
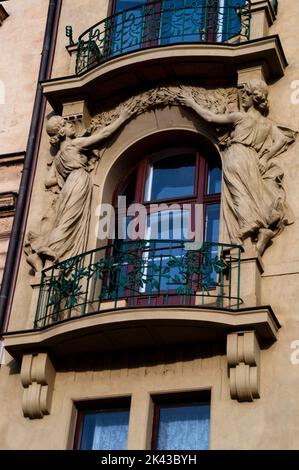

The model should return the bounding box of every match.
[25,80,296,273]
[25,106,134,272]
[178,79,297,255]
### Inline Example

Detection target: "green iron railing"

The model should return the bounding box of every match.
[34,240,242,329]
[70,0,251,75]
[271,0,278,15]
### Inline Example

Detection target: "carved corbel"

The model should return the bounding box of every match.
[21,353,56,419]
[62,100,91,134]
[227,331,260,402]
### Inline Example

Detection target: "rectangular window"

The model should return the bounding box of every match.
[74,398,130,450]
[151,391,210,450]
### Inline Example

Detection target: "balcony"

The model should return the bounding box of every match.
[44,0,283,113]
[74,0,251,75]
[5,237,279,365]
[34,240,242,329]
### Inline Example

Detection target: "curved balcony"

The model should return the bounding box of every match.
[74,0,251,75]
[34,240,242,329]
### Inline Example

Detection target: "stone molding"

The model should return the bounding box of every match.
[20,353,56,419]
[4,306,280,360]
[0,192,18,218]
[227,331,260,402]
[42,37,287,112]
[5,309,278,415]
[249,1,277,42]
[6,313,274,415]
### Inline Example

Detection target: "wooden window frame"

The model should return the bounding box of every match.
[73,397,131,450]
[113,146,221,242]
[151,390,211,450]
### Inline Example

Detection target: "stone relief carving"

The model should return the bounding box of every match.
[25,79,296,272]
[25,107,134,272]
[89,83,238,130]
[178,79,297,255]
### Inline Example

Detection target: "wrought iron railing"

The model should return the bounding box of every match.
[34,240,242,329]
[71,0,251,74]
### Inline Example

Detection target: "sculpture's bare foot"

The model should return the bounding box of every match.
[256,229,275,255]
[38,246,57,261]
[26,253,43,272]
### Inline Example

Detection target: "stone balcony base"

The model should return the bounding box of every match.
[4,305,280,361]
[3,306,280,416]
[43,36,287,113]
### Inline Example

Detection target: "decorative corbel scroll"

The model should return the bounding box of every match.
[227,331,260,402]
[21,353,56,419]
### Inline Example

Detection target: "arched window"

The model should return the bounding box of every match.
[107,146,222,306]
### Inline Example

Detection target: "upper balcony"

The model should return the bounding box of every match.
[73,0,252,75]
[43,0,284,113]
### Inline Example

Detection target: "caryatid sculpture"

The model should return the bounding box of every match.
[26,104,134,272]
[178,79,297,255]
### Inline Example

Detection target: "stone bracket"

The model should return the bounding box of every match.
[20,353,56,419]
[61,99,91,133]
[227,331,260,402]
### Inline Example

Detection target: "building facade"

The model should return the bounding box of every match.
[0,0,49,285]
[1,0,299,450]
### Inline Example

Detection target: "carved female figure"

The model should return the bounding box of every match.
[178,80,296,254]
[26,107,133,271]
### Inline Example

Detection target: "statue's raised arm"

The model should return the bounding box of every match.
[26,105,135,272]
[177,89,242,126]
[74,105,135,150]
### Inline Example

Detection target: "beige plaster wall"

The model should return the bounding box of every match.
[1,338,299,450]
[51,0,109,78]
[0,160,22,283]
[0,0,48,154]
[0,0,47,282]
[1,0,299,450]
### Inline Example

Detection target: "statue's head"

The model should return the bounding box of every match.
[46,115,76,145]
[242,79,269,115]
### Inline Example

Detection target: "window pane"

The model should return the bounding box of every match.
[160,0,203,45]
[207,166,221,194]
[145,155,196,201]
[146,210,191,241]
[156,403,210,450]
[221,0,246,41]
[114,0,147,13]
[205,204,220,284]
[80,409,129,450]
[120,171,137,206]
[110,0,147,57]
[205,204,220,244]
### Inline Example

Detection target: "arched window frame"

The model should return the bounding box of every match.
[113,146,222,244]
